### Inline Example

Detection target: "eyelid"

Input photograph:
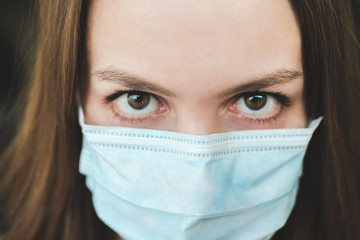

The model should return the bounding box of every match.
[228,90,291,107]
[104,89,164,104]
[103,89,292,127]
[104,89,291,108]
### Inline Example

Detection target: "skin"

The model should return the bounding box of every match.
[84,0,306,135]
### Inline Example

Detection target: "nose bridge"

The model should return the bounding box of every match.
[173,105,224,135]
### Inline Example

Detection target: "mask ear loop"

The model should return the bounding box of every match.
[78,107,86,128]
[307,117,323,130]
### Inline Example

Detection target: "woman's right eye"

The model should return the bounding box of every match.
[103,90,169,124]
[114,91,160,115]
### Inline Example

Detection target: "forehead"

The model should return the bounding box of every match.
[87,0,301,96]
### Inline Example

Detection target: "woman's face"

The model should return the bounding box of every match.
[84,0,306,134]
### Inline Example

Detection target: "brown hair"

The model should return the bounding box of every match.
[1,0,359,239]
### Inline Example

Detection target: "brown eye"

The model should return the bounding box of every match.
[127,93,150,110]
[244,93,267,110]
[234,92,280,117]
[115,91,159,115]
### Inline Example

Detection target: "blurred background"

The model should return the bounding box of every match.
[0,0,359,154]
[0,0,37,154]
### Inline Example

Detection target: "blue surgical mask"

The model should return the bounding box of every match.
[79,110,322,240]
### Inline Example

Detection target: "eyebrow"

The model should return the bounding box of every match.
[217,70,303,98]
[93,67,176,97]
[92,67,303,98]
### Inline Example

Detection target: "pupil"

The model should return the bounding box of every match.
[244,93,267,110]
[127,93,150,110]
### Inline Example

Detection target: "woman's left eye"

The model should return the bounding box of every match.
[229,91,290,120]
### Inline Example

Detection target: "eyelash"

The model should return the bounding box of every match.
[103,89,291,125]
[104,89,166,124]
[229,90,290,106]
[230,90,290,125]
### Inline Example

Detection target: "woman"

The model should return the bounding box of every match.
[1,0,360,239]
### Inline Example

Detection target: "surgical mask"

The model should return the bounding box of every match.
[79,110,322,240]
